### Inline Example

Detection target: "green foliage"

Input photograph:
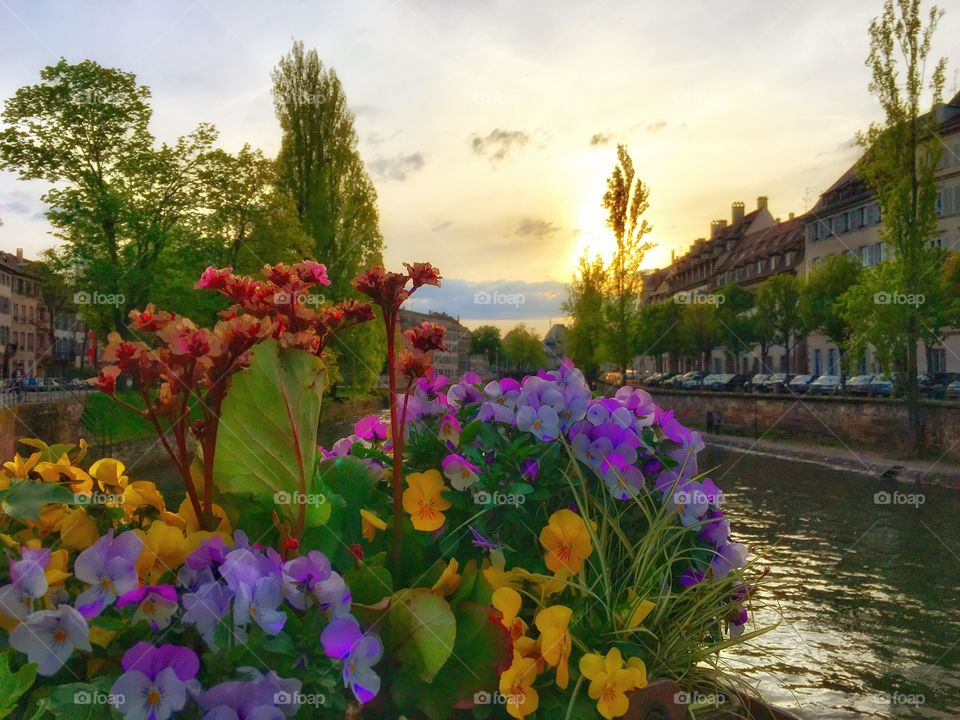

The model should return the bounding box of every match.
[80,391,154,443]
[213,340,327,531]
[564,253,607,385]
[502,323,547,371]
[601,145,652,375]
[382,589,457,683]
[799,254,862,376]
[0,654,37,719]
[755,274,805,372]
[636,301,687,372]
[469,324,503,366]
[272,41,385,391]
[715,283,757,368]
[681,302,720,372]
[0,480,75,521]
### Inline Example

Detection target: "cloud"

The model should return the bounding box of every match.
[431,220,453,233]
[369,152,426,181]
[403,277,567,323]
[514,218,558,238]
[470,128,530,163]
[646,120,667,133]
[589,132,612,146]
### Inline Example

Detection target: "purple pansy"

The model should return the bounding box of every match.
[117,584,179,631]
[441,453,480,491]
[321,615,383,704]
[281,550,332,611]
[10,603,91,675]
[74,530,144,618]
[515,404,560,441]
[354,415,388,442]
[0,546,52,620]
[181,581,234,650]
[711,542,748,579]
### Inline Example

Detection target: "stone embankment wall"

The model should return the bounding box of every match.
[645,388,960,462]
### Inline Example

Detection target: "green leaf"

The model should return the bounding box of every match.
[0,655,37,719]
[343,564,393,606]
[213,339,327,528]
[382,589,456,682]
[263,633,297,656]
[0,480,75,522]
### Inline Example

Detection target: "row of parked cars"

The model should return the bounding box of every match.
[629,370,960,399]
[1,377,94,393]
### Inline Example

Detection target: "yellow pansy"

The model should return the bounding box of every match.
[401,469,451,532]
[482,549,528,591]
[58,507,99,551]
[431,558,461,596]
[176,498,232,534]
[123,481,166,520]
[539,509,593,575]
[135,522,188,583]
[534,604,573,689]
[498,655,539,719]
[2,452,41,479]
[492,587,527,639]
[579,647,647,719]
[34,454,92,493]
[625,593,655,628]
[37,504,68,535]
[360,508,387,541]
[88,458,128,490]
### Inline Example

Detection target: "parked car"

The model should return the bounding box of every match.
[808,374,842,395]
[723,373,751,392]
[601,371,623,385]
[761,373,791,394]
[945,379,960,400]
[787,374,814,394]
[646,372,675,387]
[662,372,690,388]
[747,374,768,393]
[679,371,707,389]
[924,372,959,399]
[704,373,731,390]
[869,374,895,397]
[844,374,875,396]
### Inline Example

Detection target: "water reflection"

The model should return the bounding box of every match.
[705,448,960,719]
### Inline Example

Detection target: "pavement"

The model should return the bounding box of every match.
[702,431,960,489]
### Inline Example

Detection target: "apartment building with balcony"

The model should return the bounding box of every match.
[0,248,47,378]
[803,93,960,376]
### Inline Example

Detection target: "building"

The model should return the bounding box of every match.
[639,197,805,374]
[804,92,960,375]
[0,248,48,379]
[398,309,472,378]
[542,323,569,368]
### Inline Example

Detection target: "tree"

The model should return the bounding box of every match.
[272,41,385,391]
[715,284,756,373]
[755,274,805,373]
[469,324,503,366]
[681,302,720,373]
[857,0,947,446]
[563,252,607,386]
[799,254,862,381]
[601,145,652,378]
[636,301,687,373]
[502,324,547,371]
[0,58,216,336]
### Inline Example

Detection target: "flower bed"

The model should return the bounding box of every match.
[0,260,766,719]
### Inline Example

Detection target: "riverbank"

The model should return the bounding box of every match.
[702,432,960,488]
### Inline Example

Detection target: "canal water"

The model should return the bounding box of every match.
[704,447,960,719]
[139,426,960,718]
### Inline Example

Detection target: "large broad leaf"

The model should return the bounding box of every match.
[382,589,457,683]
[0,481,75,522]
[213,339,327,528]
[0,654,37,719]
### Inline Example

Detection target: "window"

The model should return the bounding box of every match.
[814,349,822,376]
[936,190,943,216]
[27,334,33,351]
[839,213,849,233]
[869,204,881,224]
[828,348,837,375]
[859,355,867,375]
[930,348,946,374]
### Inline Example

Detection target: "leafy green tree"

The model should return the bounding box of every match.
[502,324,547,371]
[857,0,946,444]
[0,58,216,335]
[715,284,756,373]
[755,274,806,373]
[563,253,607,386]
[636,301,687,373]
[469,324,503,366]
[601,145,652,378]
[272,41,385,391]
[681,302,721,373]
[799,254,862,381]
[942,251,960,327]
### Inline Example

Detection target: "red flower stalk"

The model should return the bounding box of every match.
[352,263,442,566]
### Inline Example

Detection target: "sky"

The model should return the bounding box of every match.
[0,0,957,335]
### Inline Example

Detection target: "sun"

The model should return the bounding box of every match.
[572,202,617,267]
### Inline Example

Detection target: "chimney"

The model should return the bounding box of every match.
[731,201,745,226]
[710,219,727,239]
[757,196,768,211]
[16,248,23,263]
[788,212,795,220]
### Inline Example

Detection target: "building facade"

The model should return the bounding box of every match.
[804,93,960,375]
[398,309,472,379]
[640,196,806,374]
[0,249,48,379]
